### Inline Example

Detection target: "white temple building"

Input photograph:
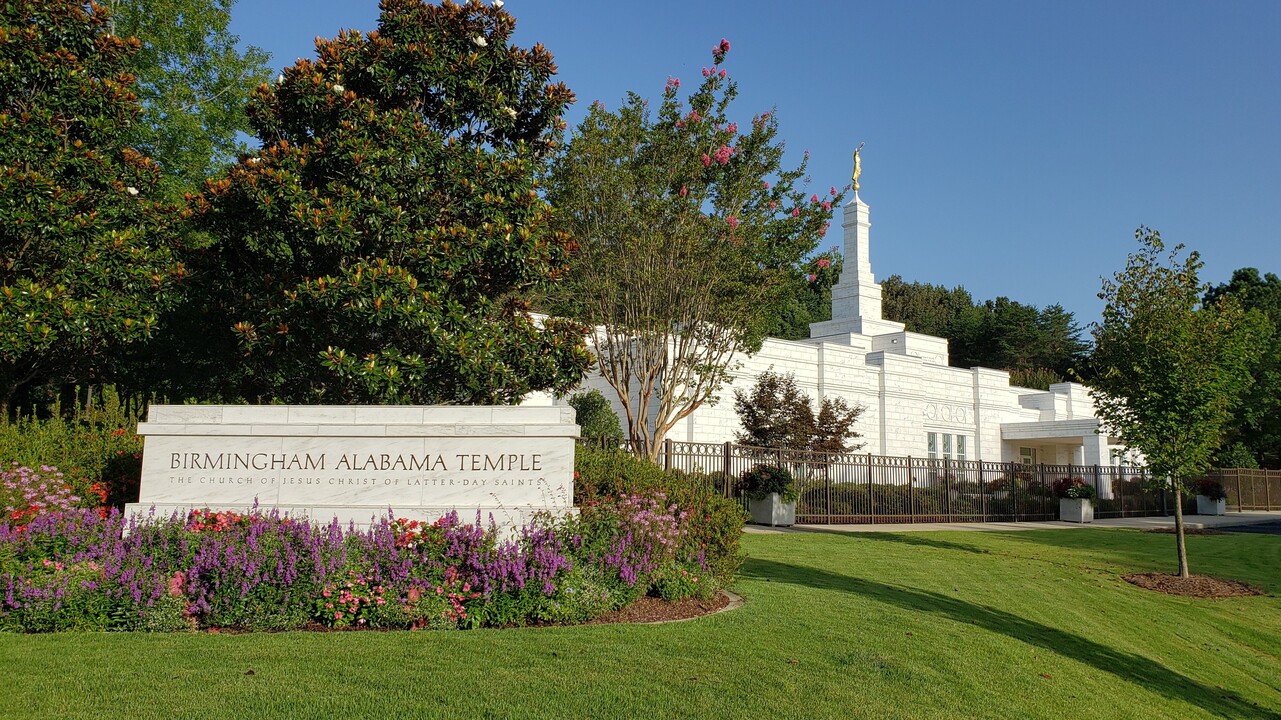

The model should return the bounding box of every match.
[555,181,1128,468]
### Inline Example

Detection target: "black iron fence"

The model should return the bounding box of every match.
[581,438,1184,524]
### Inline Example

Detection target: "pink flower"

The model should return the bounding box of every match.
[407,587,421,601]
[702,67,710,78]
[822,201,831,211]
[702,153,711,167]
[688,110,702,123]
[334,612,342,620]
[830,186,838,196]
[727,122,738,134]
[808,273,817,282]
[167,572,186,598]
[726,216,740,229]
[719,38,731,53]
[818,226,828,237]
[762,181,770,189]
[791,208,800,217]
[817,258,831,268]
[322,588,332,598]
[714,145,732,165]
[679,186,688,197]
[667,76,680,89]
[718,69,726,78]
[810,194,819,203]
[769,201,777,209]
[675,120,685,129]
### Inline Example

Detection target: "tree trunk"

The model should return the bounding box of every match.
[1172,481,1190,578]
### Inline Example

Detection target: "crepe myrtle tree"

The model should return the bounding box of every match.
[0,0,185,415]
[184,0,591,404]
[546,38,846,460]
[1090,228,1268,578]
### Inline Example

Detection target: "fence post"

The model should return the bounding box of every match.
[1010,462,1018,522]
[978,462,986,522]
[1267,469,1273,511]
[722,442,732,497]
[867,453,875,523]
[907,456,915,522]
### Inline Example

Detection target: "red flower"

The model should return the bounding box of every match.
[808,273,817,282]
[810,194,819,203]
[822,201,831,211]
[791,208,800,218]
[727,122,738,134]
[702,153,711,167]
[679,186,688,197]
[726,216,740,229]
[817,258,831,268]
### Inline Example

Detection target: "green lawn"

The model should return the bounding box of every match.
[2,528,1278,719]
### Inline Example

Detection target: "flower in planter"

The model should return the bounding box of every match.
[1195,477,1227,501]
[739,465,798,503]
[1051,476,1097,500]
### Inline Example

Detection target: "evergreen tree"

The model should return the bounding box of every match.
[182,0,590,404]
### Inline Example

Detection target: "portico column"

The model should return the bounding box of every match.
[1082,431,1111,499]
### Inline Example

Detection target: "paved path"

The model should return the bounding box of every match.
[743,510,1281,534]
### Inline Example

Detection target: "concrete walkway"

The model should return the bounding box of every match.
[744,510,1281,534]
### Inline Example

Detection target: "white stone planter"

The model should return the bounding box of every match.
[1059,497,1094,524]
[749,493,796,527]
[1196,495,1226,516]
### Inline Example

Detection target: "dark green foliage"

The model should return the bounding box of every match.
[734,369,863,453]
[568,389,623,441]
[767,248,842,340]
[0,0,185,414]
[574,445,746,586]
[180,0,591,403]
[1204,268,1281,469]
[107,0,272,200]
[880,275,1088,379]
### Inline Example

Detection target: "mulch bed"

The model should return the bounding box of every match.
[586,591,732,625]
[1123,572,1264,598]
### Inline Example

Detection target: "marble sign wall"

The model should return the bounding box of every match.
[125,405,579,528]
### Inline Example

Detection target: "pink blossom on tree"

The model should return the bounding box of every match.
[816,258,831,269]
[726,216,740,229]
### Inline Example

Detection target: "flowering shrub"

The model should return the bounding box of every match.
[2,465,84,527]
[1052,477,1097,500]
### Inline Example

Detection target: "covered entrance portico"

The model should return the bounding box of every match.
[1001,419,1124,498]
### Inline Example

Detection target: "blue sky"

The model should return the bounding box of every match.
[229,0,1280,327]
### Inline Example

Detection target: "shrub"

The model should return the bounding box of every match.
[740,465,798,503]
[0,389,143,508]
[1195,477,1227,501]
[574,445,746,588]
[568,389,624,442]
[1052,477,1097,500]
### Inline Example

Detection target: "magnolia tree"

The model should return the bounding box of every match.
[1090,228,1267,578]
[546,39,845,460]
[0,0,184,415]
[183,0,591,404]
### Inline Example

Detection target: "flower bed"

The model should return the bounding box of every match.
[0,499,734,633]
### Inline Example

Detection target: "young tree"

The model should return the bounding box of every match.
[1090,228,1268,578]
[105,0,272,200]
[546,39,845,460]
[733,369,863,453]
[183,0,591,404]
[0,0,185,415]
[568,389,624,442]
